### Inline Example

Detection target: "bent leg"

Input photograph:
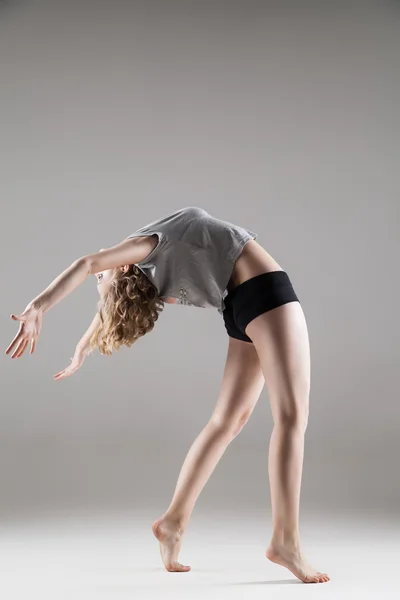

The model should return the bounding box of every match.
[152,335,265,572]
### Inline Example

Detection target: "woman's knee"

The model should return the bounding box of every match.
[272,395,309,430]
[210,407,253,438]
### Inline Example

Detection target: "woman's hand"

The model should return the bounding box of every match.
[53,345,89,381]
[5,305,43,358]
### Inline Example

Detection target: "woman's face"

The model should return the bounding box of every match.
[94,249,113,297]
[95,268,114,297]
[94,249,129,297]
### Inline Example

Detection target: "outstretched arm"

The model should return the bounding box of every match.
[76,311,101,350]
[53,311,101,380]
[5,258,91,359]
[26,236,153,313]
[5,236,152,359]
[29,257,91,314]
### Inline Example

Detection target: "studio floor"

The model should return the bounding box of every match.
[0,507,397,599]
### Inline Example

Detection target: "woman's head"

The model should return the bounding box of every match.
[88,258,164,356]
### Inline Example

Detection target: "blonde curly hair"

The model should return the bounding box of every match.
[88,264,165,356]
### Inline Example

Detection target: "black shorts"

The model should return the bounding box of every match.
[222,270,300,343]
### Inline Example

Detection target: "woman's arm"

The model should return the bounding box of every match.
[28,236,152,314]
[6,237,152,360]
[29,258,90,314]
[6,258,91,359]
[53,312,101,380]
[76,311,101,350]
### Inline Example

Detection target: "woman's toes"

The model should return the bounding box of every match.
[167,562,191,572]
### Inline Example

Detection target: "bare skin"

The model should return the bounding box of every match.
[152,239,330,583]
[5,231,328,582]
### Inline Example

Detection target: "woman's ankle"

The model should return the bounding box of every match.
[270,527,300,548]
[162,511,187,532]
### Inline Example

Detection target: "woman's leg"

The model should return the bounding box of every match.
[245,300,330,583]
[152,336,265,572]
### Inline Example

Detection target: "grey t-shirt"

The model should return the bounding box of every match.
[126,206,258,315]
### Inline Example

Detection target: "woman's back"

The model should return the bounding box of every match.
[126,206,258,314]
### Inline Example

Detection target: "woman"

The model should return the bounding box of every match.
[5,206,329,583]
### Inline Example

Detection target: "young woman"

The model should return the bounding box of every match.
[5,206,329,583]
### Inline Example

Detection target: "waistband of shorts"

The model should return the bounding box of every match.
[225,270,291,303]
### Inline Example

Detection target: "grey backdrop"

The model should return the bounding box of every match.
[1,0,399,520]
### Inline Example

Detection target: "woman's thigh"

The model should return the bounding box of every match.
[210,336,265,432]
[244,302,311,423]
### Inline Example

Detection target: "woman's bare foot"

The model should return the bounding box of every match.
[266,541,330,583]
[152,515,191,572]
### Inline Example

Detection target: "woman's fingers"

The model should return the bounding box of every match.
[6,308,42,358]
[30,337,37,354]
[54,370,72,380]
[5,330,23,355]
[54,368,69,379]
[17,340,29,358]
[54,364,76,380]
[6,314,26,353]
[7,335,37,358]
[10,338,28,359]
[8,332,37,358]
[53,371,65,380]
[10,340,22,358]
[54,351,87,381]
